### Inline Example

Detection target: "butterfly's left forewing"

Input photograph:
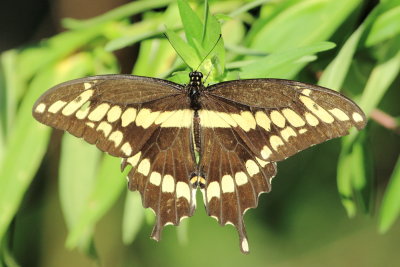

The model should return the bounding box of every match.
[32,75,185,158]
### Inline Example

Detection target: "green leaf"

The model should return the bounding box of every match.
[165,28,200,69]
[133,38,177,78]
[66,155,127,249]
[350,131,373,213]
[337,36,400,217]
[62,0,175,29]
[379,156,400,233]
[0,52,94,243]
[0,50,19,160]
[319,25,365,90]
[59,134,101,254]
[178,0,203,47]
[248,0,361,53]
[122,192,145,244]
[240,42,335,79]
[358,38,400,115]
[366,5,400,47]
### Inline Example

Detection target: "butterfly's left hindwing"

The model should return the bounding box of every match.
[122,126,197,240]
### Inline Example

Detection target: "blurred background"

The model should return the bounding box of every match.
[0,0,399,266]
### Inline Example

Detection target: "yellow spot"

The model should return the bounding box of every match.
[207,181,220,202]
[121,108,137,127]
[121,142,132,156]
[149,172,161,186]
[88,103,110,121]
[138,158,151,176]
[84,82,92,89]
[160,109,193,128]
[270,135,284,151]
[107,106,122,122]
[255,111,271,131]
[304,112,319,126]
[76,105,90,119]
[96,121,112,137]
[127,152,141,167]
[85,122,95,128]
[48,100,67,113]
[162,175,175,193]
[199,177,206,186]
[352,112,364,122]
[62,90,94,116]
[302,89,312,96]
[190,176,198,185]
[35,103,46,113]
[255,157,268,167]
[136,108,160,129]
[270,110,286,128]
[199,110,231,128]
[235,171,248,186]
[261,146,272,159]
[221,175,235,193]
[329,108,349,121]
[176,182,191,201]
[108,130,123,147]
[231,111,256,132]
[280,126,297,141]
[300,96,334,123]
[245,160,259,176]
[282,108,305,127]
[299,128,308,134]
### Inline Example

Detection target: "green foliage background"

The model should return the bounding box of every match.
[0,0,399,266]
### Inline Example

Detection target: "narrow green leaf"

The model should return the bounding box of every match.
[350,131,373,213]
[358,39,400,115]
[178,0,203,47]
[165,29,200,69]
[122,192,145,245]
[62,0,175,29]
[0,50,18,161]
[319,25,365,90]
[0,70,53,242]
[337,142,357,218]
[379,156,400,233]
[17,23,107,81]
[0,53,96,244]
[66,155,127,249]
[240,42,335,79]
[248,0,361,53]
[59,134,101,253]
[366,5,400,47]
[133,39,177,77]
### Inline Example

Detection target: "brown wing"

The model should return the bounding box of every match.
[32,75,187,158]
[198,79,366,253]
[199,122,277,253]
[204,79,367,162]
[121,125,197,241]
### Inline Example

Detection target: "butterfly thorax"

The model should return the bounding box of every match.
[188,71,204,110]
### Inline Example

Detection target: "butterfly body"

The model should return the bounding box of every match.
[33,71,366,253]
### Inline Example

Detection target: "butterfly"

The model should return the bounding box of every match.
[32,71,366,253]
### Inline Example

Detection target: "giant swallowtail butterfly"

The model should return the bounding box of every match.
[33,71,366,253]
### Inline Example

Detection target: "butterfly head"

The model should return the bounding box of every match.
[189,71,203,86]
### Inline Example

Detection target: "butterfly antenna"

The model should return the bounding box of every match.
[195,34,222,72]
